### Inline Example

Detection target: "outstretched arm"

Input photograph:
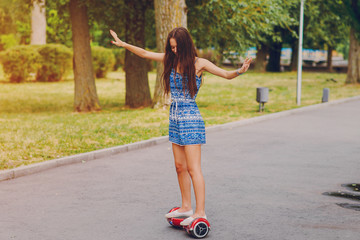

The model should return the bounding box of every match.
[199,57,252,80]
[110,30,164,62]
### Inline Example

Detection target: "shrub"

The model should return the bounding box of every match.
[112,48,125,71]
[0,34,19,51]
[36,44,73,82]
[91,46,115,78]
[0,45,40,83]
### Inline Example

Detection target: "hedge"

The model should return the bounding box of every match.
[0,45,40,83]
[36,44,72,82]
[91,46,115,78]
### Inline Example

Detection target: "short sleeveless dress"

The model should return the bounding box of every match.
[168,68,206,146]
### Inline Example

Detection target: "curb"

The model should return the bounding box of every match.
[0,136,169,182]
[206,95,360,133]
[1,95,359,182]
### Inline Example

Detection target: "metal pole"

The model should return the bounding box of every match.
[297,0,305,106]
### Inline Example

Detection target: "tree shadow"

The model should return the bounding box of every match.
[323,183,360,211]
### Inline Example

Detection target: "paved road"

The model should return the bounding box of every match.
[1,100,360,240]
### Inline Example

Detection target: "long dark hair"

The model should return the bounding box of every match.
[162,27,198,98]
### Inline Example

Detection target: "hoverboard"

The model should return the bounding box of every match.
[166,207,211,239]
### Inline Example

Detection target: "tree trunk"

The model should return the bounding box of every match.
[152,0,187,108]
[266,42,282,72]
[290,40,298,71]
[253,42,268,72]
[346,28,360,84]
[69,0,101,112]
[124,0,152,108]
[327,46,333,72]
[31,0,46,45]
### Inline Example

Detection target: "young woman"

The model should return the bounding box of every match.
[110,27,252,226]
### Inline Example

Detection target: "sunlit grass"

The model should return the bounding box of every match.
[0,69,359,169]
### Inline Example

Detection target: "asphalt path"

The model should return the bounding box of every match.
[1,100,359,240]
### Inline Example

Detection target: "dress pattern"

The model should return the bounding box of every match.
[169,68,206,145]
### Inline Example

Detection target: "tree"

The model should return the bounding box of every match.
[31,0,46,45]
[301,0,349,72]
[69,0,101,112]
[257,0,298,72]
[253,1,297,73]
[87,0,154,108]
[253,43,268,72]
[347,27,360,83]
[188,0,296,69]
[256,0,348,73]
[123,0,153,108]
[324,0,360,82]
[152,0,187,108]
[266,27,286,72]
[343,0,360,84]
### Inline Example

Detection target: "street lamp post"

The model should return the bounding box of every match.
[297,0,305,106]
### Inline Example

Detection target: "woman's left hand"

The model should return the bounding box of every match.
[239,57,252,74]
[110,29,126,47]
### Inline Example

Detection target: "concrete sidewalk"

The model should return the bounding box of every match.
[1,99,359,240]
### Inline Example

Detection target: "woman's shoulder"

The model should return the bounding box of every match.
[195,57,211,69]
[196,57,211,64]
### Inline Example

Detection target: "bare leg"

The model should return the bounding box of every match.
[172,143,192,212]
[184,144,206,217]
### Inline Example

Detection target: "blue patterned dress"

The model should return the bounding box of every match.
[168,68,206,145]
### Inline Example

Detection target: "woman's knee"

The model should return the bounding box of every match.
[175,161,187,174]
[186,166,202,178]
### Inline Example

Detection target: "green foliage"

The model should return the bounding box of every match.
[0,45,40,83]
[0,6,15,36]
[87,0,154,49]
[144,7,156,49]
[336,39,350,60]
[0,34,19,51]
[46,5,72,47]
[303,0,350,49]
[343,0,360,32]
[36,44,73,82]
[0,0,31,45]
[187,0,297,60]
[330,0,360,40]
[87,0,126,48]
[112,48,125,70]
[91,46,115,78]
[15,18,31,45]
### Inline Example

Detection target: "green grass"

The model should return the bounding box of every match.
[0,69,359,170]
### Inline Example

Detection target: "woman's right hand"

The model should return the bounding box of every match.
[110,30,126,47]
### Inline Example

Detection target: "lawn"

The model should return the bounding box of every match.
[0,69,359,170]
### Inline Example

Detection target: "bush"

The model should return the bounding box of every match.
[112,48,125,71]
[0,45,40,83]
[91,46,115,78]
[0,34,19,51]
[36,44,73,82]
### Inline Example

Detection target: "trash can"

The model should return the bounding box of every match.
[256,87,269,112]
